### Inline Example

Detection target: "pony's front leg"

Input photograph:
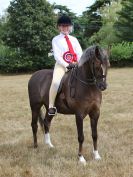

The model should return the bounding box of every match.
[89,109,101,160]
[75,114,86,165]
[43,111,54,148]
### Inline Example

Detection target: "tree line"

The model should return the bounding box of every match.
[0,0,133,72]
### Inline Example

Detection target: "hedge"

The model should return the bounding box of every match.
[0,44,55,73]
[110,42,133,66]
[0,42,133,73]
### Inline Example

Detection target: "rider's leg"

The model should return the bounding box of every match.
[48,62,66,115]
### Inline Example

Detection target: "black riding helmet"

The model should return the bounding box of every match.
[57,15,72,26]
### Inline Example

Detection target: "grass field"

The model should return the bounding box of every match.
[0,68,132,177]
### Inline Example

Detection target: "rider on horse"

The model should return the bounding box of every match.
[48,15,83,115]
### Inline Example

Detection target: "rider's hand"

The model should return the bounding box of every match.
[66,63,77,70]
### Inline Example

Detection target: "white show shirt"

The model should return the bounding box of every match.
[52,33,82,67]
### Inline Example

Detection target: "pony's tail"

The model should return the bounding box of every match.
[38,109,45,133]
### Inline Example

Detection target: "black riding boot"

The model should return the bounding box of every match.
[48,107,57,116]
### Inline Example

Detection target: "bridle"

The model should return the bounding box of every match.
[91,60,106,82]
[70,58,106,87]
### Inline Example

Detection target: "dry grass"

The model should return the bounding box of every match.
[0,68,132,177]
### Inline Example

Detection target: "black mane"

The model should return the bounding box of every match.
[78,45,106,67]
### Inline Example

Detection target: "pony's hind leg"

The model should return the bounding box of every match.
[31,108,40,148]
[75,114,86,165]
[89,109,101,160]
[39,110,54,148]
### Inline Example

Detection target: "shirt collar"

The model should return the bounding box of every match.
[59,33,70,37]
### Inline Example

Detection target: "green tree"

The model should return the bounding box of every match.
[83,0,111,39]
[53,4,76,17]
[72,14,88,49]
[2,0,57,70]
[89,0,122,45]
[0,14,8,44]
[114,0,133,42]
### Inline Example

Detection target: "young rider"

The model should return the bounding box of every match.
[48,15,82,115]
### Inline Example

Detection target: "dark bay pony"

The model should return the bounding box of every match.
[28,45,110,165]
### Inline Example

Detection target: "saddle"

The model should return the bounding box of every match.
[57,68,77,98]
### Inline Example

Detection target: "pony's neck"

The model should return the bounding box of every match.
[78,62,93,80]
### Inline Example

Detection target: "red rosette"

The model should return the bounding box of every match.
[63,51,73,63]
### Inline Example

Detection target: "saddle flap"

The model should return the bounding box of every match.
[57,68,77,98]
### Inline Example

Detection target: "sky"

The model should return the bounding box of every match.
[0,0,96,16]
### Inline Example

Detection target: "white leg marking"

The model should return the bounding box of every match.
[44,133,54,148]
[78,155,87,166]
[93,150,101,160]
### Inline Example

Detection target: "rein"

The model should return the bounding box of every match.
[69,62,106,87]
[69,67,96,86]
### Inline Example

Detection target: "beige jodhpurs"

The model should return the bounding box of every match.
[49,62,66,108]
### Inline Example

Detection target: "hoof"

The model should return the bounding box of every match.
[44,133,54,148]
[46,142,54,148]
[93,150,101,160]
[95,155,101,160]
[34,144,38,148]
[78,155,87,166]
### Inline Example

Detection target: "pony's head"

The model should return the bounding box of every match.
[79,45,110,91]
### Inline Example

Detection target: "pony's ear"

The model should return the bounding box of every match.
[95,46,101,60]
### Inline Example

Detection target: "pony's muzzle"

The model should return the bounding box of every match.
[97,82,107,91]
